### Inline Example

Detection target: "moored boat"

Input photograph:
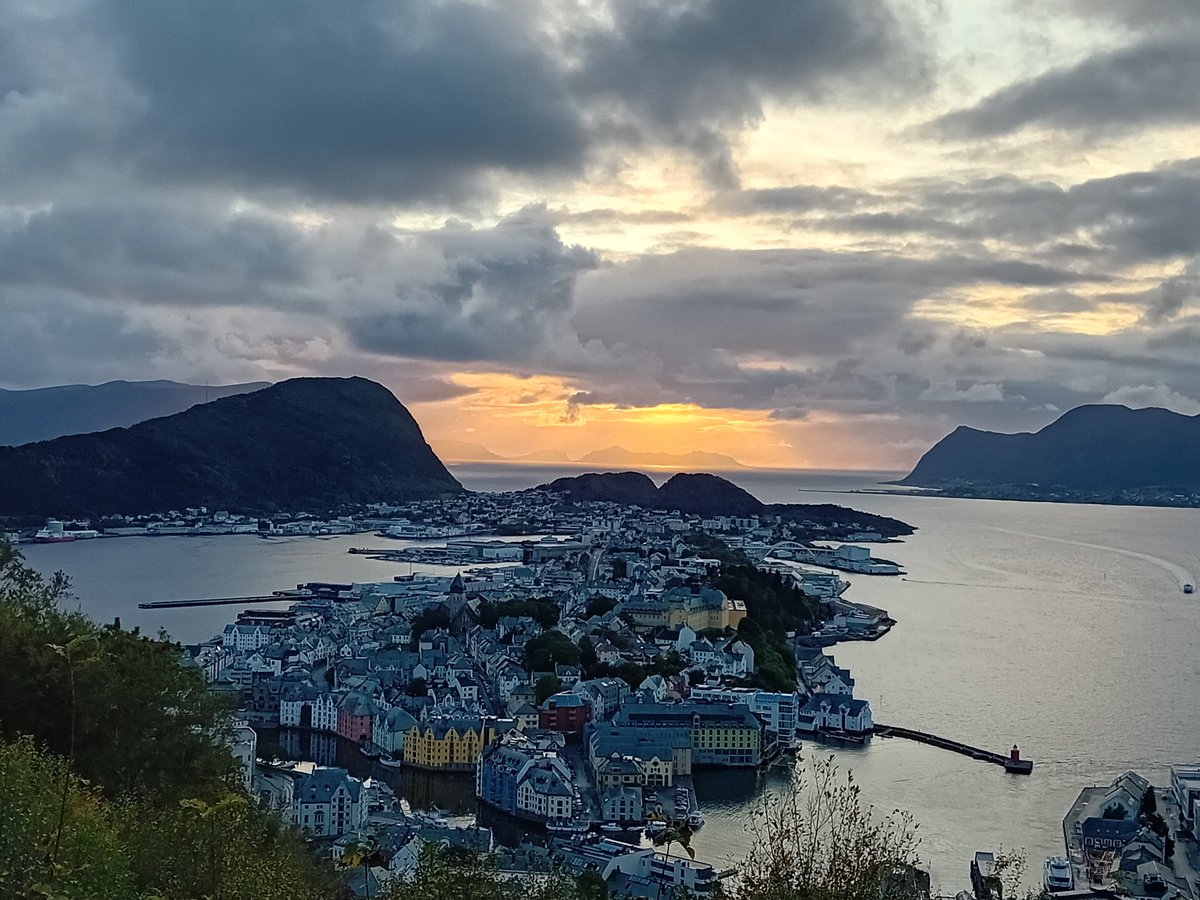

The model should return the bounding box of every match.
[1043,856,1073,893]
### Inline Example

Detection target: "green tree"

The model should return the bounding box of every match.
[1102,803,1128,820]
[0,737,137,900]
[523,631,581,672]
[731,754,921,900]
[536,674,564,704]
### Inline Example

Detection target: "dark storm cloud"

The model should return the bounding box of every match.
[342,206,598,364]
[571,0,932,187]
[721,161,1200,278]
[0,0,933,205]
[0,202,312,308]
[927,33,1200,139]
[99,1,589,203]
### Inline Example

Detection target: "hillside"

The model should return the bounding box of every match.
[900,405,1200,493]
[537,471,913,535]
[0,377,462,517]
[0,379,269,446]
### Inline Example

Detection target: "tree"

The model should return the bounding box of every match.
[0,543,235,801]
[585,596,617,618]
[1102,803,1128,820]
[731,754,921,900]
[0,737,137,900]
[536,674,564,705]
[523,631,581,673]
[1140,787,1158,818]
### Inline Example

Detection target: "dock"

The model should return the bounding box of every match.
[138,591,315,609]
[872,723,1033,773]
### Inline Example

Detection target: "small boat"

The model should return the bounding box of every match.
[1184,584,1194,594]
[378,754,403,769]
[1043,857,1073,893]
[687,813,704,828]
[645,821,667,836]
[600,823,625,833]
[971,851,1003,900]
[547,819,589,834]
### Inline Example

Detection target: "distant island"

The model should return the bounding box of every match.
[0,379,268,446]
[537,470,914,537]
[0,377,462,518]
[899,404,1200,507]
[434,440,745,469]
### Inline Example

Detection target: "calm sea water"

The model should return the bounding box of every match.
[20,463,1200,892]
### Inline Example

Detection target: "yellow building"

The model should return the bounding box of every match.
[623,587,747,631]
[403,717,502,771]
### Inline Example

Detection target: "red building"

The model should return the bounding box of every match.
[538,692,591,734]
[336,692,377,744]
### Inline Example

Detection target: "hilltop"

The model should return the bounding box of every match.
[537,470,913,536]
[900,405,1200,499]
[0,377,462,517]
[0,379,268,446]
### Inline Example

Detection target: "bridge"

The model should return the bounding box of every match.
[872,724,1033,774]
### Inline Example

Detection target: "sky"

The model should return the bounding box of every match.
[2,0,1199,469]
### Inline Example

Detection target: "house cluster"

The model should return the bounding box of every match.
[793,645,874,737]
[1063,770,1198,898]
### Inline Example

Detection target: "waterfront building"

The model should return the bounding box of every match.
[600,785,643,823]
[336,692,378,744]
[1171,765,1200,839]
[613,701,761,767]
[588,725,692,787]
[290,767,367,838]
[796,694,873,736]
[403,717,504,770]
[279,683,338,733]
[375,707,419,756]
[688,686,801,747]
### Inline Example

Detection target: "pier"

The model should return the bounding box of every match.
[872,724,1033,773]
[137,591,315,609]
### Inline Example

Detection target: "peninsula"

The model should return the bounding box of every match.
[898,404,1200,507]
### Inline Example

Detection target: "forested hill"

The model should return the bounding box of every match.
[0,377,462,517]
[900,405,1200,492]
[536,471,913,537]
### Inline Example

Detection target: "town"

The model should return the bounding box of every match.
[174,485,899,896]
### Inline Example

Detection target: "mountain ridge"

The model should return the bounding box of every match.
[900,404,1200,493]
[0,377,462,517]
[0,380,269,446]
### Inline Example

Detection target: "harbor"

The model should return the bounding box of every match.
[872,724,1034,774]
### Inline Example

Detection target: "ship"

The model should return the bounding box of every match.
[971,851,1003,900]
[34,521,76,543]
[1043,857,1074,893]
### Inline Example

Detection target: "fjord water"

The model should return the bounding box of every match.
[21,464,1200,891]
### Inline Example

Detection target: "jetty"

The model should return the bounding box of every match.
[872,724,1033,773]
[138,591,315,609]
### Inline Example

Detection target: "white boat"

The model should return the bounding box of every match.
[600,823,624,833]
[686,813,704,828]
[1044,857,1074,893]
[645,820,667,836]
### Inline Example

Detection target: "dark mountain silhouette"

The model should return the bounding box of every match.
[900,404,1200,491]
[0,380,269,446]
[536,471,913,535]
[0,377,462,517]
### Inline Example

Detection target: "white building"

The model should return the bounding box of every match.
[291,767,367,838]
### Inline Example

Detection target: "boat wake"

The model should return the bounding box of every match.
[981,526,1196,591]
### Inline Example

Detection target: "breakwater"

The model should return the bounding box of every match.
[872,724,1033,773]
